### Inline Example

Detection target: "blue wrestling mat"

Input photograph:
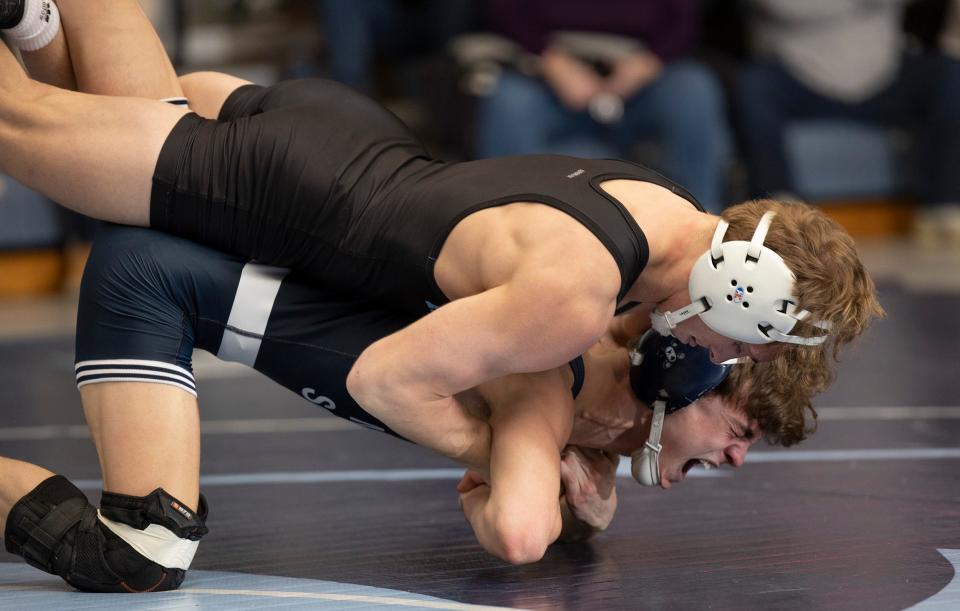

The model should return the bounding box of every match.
[0,564,515,610]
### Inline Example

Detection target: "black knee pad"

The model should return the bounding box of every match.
[100,487,209,541]
[4,475,208,593]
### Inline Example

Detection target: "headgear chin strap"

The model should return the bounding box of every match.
[631,393,666,486]
[628,331,731,487]
[650,211,831,345]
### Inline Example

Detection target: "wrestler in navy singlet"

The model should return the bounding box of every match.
[74,225,586,437]
[150,79,703,314]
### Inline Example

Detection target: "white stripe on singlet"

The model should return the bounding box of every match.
[217,263,289,367]
[75,359,197,396]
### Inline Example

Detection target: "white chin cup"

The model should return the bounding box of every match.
[631,397,667,486]
[631,444,661,487]
[656,211,831,345]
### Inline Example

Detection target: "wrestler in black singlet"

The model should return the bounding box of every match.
[74,225,586,438]
[151,79,703,314]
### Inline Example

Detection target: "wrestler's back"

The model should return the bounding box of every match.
[338,153,675,313]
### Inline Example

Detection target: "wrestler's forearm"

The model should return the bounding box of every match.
[361,391,494,473]
[347,284,605,460]
[462,400,566,564]
[459,485,499,554]
[455,415,494,475]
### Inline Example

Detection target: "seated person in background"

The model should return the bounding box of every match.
[0,224,813,592]
[944,0,960,59]
[472,0,733,213]
[313,0,478,95]
[735,0,960,246]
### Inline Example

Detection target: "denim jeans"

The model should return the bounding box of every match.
[315,0,476,94]
[474,60,733,213]
[735,53,960,205]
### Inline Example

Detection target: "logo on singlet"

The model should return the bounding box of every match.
[566,169,585,179]
[301,388,336,410]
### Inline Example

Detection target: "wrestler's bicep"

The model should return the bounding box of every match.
[354,280,609,404]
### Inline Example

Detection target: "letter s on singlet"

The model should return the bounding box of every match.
[301,388,336,410]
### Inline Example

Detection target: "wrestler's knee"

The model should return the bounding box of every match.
[4,475,208,592]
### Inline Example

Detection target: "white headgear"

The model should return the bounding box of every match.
[650,211,831,345]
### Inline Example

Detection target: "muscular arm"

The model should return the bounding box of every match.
[348,271,614,467]
[458,369,574,564]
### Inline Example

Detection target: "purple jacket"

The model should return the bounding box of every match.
[485,0,699,60]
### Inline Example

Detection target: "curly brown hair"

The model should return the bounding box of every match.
[713,361,815,447]
[720,199,885,396]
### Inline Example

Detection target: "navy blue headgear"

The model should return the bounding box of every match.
[629,331,731,414]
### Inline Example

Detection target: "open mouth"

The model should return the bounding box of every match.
[682,459,715,476]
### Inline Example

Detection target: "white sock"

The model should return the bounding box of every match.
[3,0,60,52]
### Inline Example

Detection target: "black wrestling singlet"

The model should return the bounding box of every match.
[151,80,703,314]
[403,155,703,311]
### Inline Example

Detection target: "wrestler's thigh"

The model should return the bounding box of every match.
[178,71,253,120]
[2,83,188,226]
[81,382,200,508]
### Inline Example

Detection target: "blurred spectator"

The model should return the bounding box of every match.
[472,0,732,213]
[735,0,960,244]
[944,0,960,57]
[313,0,477,96]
